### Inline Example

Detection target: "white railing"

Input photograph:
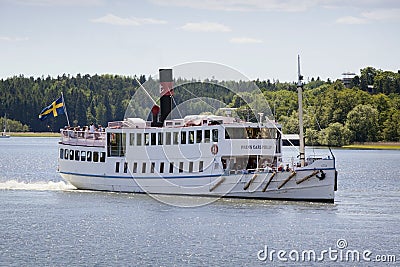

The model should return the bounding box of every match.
[60,130,106,147]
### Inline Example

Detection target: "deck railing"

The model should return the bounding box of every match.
[60,129,106,147]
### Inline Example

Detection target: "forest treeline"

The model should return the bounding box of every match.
[0,66,399,146]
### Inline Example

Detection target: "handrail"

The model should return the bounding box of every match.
[60,129,106,147]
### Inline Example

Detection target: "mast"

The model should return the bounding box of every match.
[297,55,305,167]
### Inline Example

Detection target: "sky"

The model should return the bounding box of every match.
[0,0,399,82]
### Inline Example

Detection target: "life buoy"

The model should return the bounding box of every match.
[211,144,218,155]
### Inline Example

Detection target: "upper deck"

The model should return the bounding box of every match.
[59,114,281,149]
[60,129,106,147]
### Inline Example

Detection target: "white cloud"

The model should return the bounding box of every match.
[12,0,104,6]
[336,16,368,24]
[362,8,400,21]
[230,37,263,44]
[322,0,400,10]
[0,36,29,42]
[90,14,167,26]
[151,0,400,13]
[336,8,400,24]
[151,0,315,12]
[180,22,231,32]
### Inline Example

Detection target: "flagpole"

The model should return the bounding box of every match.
[61,92,70,127]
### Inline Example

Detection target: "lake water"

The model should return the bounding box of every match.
[0,137,399,266]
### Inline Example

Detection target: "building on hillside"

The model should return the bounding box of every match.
[341,72,356,88]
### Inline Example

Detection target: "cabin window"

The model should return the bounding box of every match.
[60,148,64,159]
[132,162,137,173]
[124,162,128,173]
[87,151,92,161]
[151,133,156,145]
[129,133,135,146]
[115,162,120,173]
[173,132,179,145]
[142,162,146,173]
[189,162,193,173]
[246,128,257,139]
[160,162,164,173]
[240,127,275,139]
[100,152,106,162]
[188,131,194,144]
[181,131,186,144]
[179,162,184,173]
[150,162,155,173]
[199,161,204,172]
[93,152,99,162]
[204,130,210,143]
[212,129,218,142]
[261,128,275,139]
[81,151,86,161]
[107,132,126,157]
[75,150,80,161]
[64,149,69,160]
[225,127,247,139]
[196,130,202,143]
[136,133,142,146]
[169,162,174,173]
[69,150,74,160]
[144,133,149,146]
[165,132,171,145]
[158,132,163,145]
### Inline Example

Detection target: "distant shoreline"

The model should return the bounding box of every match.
[9,132,60,137]
[342,142,400,150]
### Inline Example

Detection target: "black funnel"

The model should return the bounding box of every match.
[159,69,174,124]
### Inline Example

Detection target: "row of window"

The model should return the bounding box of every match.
[115,161,205,174]
[224,127,277,139]
[129,129,219,146]
[60,148,106,162]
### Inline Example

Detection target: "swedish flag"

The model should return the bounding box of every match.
[38,96,65,121]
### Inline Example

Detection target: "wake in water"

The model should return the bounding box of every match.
[0,180,76,191]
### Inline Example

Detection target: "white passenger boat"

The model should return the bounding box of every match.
[58,61,337,203]
[1,114,10,138]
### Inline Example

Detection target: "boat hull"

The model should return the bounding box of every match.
[60,166,335,203]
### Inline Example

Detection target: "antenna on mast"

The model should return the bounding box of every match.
[297,55,303,87]
[297,55,305,167]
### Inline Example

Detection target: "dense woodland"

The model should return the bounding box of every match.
[0,66,399,146]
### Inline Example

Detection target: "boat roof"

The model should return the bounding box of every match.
[107,115,280,129]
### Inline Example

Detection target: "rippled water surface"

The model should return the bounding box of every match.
[0,137,399,266]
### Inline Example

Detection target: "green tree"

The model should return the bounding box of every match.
[318,122,351,146]
[95,103,107,126]
[360,67,378,92]
[279,111,299,134]
[381,109,400,141]
[305,128,320,146]
[373,71,400,94]
[345,104,379,142]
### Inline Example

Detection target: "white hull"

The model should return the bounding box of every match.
[60,164,336,202]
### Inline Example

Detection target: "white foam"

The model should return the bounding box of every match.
[0,180,76,191]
